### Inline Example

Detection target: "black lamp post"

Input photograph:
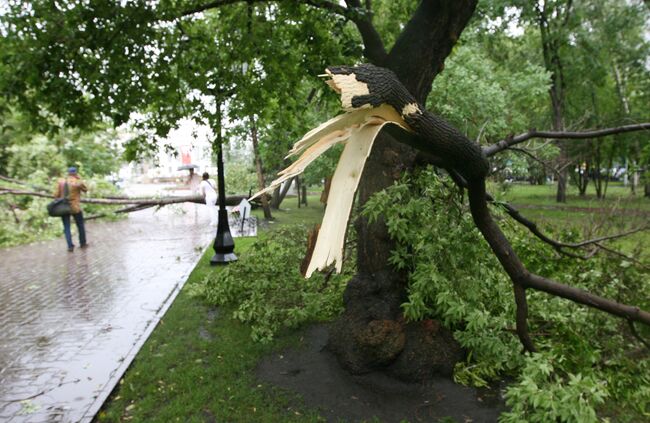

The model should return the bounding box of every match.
[210,101,237,265]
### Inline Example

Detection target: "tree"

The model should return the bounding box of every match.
[2,0,649,385]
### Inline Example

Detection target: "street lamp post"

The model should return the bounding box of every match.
[210,101,237,265]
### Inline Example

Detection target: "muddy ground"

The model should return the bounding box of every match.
[256,325,505,423]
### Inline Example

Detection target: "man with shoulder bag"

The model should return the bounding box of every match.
[53,167,88,252]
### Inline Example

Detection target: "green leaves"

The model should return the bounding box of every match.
[0,1,360,162]
[362,167,650,420]
[199,227,351,343]
[501,352,609,423]
[428,42,550,143]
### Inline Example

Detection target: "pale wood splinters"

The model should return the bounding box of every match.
[252,70,414,278]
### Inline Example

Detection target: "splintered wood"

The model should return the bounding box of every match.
[250,77,413,278]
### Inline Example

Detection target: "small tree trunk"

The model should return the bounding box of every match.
[296,177,301,208]
[602,155,613,200]
[320,176,332,206]
[556,166,568,202]
[271,186,281,210]
[250,115,273,220]
[592,141,603,199]
[580,162,590,196]
[632,167,639,195]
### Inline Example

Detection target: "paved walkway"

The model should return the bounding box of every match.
[0,205,215,422]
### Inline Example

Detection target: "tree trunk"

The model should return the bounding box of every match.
[320,175,332,205]
[327,0,477,381]
[602,155,613,200]
[556,145,569,202]
[576,159,589,196]
[536,3,569,203]
[271,186,281,209]
[296,176,301,208]
[250,115,273,220]
[592,140,603,199]
[270,176,295,209]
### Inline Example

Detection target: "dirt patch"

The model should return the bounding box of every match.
[256,325,505,422]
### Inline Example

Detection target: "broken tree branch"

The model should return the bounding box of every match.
[0,188,248,208]
[344,0,387,64]
[484,123,650,157]
[297,63,650,352]
[492,199,649,259]
[180,0,351,20]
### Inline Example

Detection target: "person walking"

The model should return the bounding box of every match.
[54,167,88,251]
[199,172,218,226]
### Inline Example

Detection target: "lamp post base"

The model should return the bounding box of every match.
[210,252,238,265]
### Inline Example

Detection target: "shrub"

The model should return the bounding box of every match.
[198,226,352,343]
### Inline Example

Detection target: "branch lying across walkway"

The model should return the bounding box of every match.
[0,175,51,192]
[85,204,157,221]
[484,122,650,157]
[0,188,249,208]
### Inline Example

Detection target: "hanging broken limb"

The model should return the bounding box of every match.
[447,168,649,262]
[257,63,650,352]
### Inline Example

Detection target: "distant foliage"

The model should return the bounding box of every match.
[0,118,124,247]
[0,177,122,248]
[363,168,650,421]
[197,227,352,343]
[428,43,549,142]
[224,161,258,195]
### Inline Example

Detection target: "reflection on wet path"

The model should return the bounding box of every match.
[0,205,214,422]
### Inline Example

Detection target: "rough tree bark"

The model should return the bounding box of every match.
[327,0,478,381]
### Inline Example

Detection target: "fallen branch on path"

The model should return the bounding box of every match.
[0,187,251,213]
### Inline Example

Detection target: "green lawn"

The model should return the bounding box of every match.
[95,199,327,423]
[495,182,649,260]
[500,182,650,211]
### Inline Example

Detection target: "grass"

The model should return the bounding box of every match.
[95,199,328,423]
[94,186,649,422]
[500,181,650,211]
[254,195,325,229]
[495,182,650,259]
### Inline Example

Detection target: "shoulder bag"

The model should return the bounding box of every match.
[47,181,72,217]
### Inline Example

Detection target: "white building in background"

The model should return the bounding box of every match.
[119,119,218,183]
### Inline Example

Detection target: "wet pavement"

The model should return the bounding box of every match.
[0,204,215,422]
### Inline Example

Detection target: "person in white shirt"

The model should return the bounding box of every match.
[199,172,218,226]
